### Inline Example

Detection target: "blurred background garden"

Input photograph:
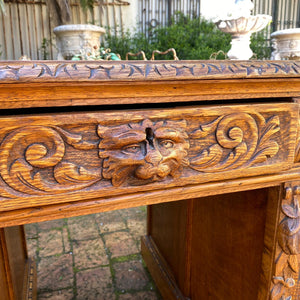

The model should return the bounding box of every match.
[0,0,299,61]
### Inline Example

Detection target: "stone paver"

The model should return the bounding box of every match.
[118,291,160,300]
[38,229,63,257]
[73,239,109,269]
[76,267,114,299]
[38,254,73,290]
[127,218,147,239]
[104,231,139,258]
[95,210,127,233]
[25,206,162,299]
[38,219,65,231]
[68,215,99,241]
[38,289,74,300]
[114,260,149,291]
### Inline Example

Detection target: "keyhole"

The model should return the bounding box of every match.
[146,127,154,149]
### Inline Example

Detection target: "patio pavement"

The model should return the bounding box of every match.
[25,206,162,300]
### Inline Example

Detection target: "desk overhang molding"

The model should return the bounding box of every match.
[0,60,300,83]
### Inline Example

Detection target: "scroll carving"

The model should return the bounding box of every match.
[270,186,300,300]
[0,125,101,195]
[189,113,280,172]
[0,108,289,199]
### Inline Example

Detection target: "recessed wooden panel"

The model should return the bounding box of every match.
[190,189,269,299]
[148,200,191,295]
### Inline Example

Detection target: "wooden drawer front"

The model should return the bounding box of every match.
[0,103,297,211]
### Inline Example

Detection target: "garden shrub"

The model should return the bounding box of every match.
[105,13,271,60]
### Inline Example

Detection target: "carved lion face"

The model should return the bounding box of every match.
[98,119,190,186]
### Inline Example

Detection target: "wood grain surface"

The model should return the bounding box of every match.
[0,61,300,109]
[1,60,300,83]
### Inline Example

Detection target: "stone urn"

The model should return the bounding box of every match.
[215,15,272,60]
[214,0,271,60]
[53,24,106,60]
[270,28,300,60]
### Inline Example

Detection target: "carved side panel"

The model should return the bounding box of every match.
[270,183,300,300]
[0,103,297,211]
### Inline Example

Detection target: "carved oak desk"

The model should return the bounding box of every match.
[0,60,300,300]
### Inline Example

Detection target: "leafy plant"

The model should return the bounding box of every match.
[149,13,232,60]
[105,13,271,60]
[39,38,51,60]
[105,29,151,60]
[251,30,271,60]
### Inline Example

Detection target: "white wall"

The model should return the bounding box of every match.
[122,0,140,32]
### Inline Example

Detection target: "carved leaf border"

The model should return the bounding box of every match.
[0,61,300,82]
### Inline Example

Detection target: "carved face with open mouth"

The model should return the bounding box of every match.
[98,119,190,186]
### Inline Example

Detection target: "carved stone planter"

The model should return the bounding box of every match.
[215,15,272,60]
[271,28,300,60]
[53,24,106,60]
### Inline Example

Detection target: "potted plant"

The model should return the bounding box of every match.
[46,0,106,60]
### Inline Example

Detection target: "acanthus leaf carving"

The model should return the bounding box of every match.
[0,125,101,195]
[270,186,300,300]
[189,113,279,172]
[54,162,100,185]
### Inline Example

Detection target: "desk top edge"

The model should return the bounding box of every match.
[0,60,300,83]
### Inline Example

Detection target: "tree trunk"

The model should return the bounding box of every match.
[45,0,72,27]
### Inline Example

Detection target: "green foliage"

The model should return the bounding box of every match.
[105,29,151,60]
[105,13,271,60]
[250,30,271,60]
[148,13,232,60]
[39,38,51,60]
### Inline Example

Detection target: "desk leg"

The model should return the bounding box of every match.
[142,186,284,300]
[0,226,36,300]
[270,182,300,300]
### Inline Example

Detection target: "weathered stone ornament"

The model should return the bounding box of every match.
[271,28,300,60]
[53,24,105,60]
[214,0,271,60]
